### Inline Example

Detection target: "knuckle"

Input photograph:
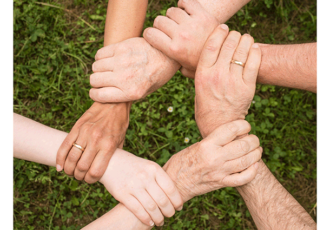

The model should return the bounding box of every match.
[137,171,149,181]
[77,161,90,172]
[158,196,169,207]
[240,156,249,169]
[84,177,94,184]
[64,167,73,176]
[232,179,241,186]
[235,48,247,57]
[165,184,177,196]
[147,202,157,211]
[179,31,190,41]
[74,174,83,181]
[223,40,237,50]
[226,122,239,133]
[62,139,73,149]
[91,129,103,139]
[68,151,80,162]
[103,141,116,152]
[147,162,160,172]
[239,140,250,152]
[141,214,151,224]
[169,44,181,54]
[88,168,102,179]
[205,42,218,52]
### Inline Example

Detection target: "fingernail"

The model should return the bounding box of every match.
[252,43,259,48]
[56,164,62,172]
[254,162,259,170]
[178,206,183,211]
[220,24,228,30]
[149,221,154,226]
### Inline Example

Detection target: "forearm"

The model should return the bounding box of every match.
[257,43,317,93]
[236,161,316,229]
[196,0,250,23]
[14,113,67,166]
[92,0,149,115]
[104,0,148,46]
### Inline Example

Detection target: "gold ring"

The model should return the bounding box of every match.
[231,60,245,67]
[72,143,85,152]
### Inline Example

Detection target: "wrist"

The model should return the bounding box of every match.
[163,147,197,202]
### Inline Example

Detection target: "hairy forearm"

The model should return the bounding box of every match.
[236,161,316,229]
[197,0,250,23]
[257,43,317,93]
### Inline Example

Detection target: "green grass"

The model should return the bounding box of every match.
[14,0,316,229]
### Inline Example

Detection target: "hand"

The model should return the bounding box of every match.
[56,102,130,183]
[89,37,180,103]
[195,26,261,137]
[99,149,183,227]
[163,120,262,202]
[143,0,219,79]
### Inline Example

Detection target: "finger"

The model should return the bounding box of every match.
[243,43,262,86]
[84,147,116,184]
[133,190,164,226]
[178,0,203,16]
[166,7,190,24]
[63,135,87,176]
[230,34,254,77]
[146,182,176,219]
[73,144,98,181]
[222,161,260,187]
[225,147,263,173]
[198,24,229,68]
[221,134,260,161]
[56,130,79,171]
[89,87,130,103]
[205,120,251,146]
[94,44,116,61]
[92,57,115,73]
[156,170,183,211]
[89,72,119,88]
[122,195,155,227]
[180,67,195,79]
[143,28,171,57]
[153,15,178,38]
[216,30,241,71]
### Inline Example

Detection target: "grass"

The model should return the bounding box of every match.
[14,0,316,229]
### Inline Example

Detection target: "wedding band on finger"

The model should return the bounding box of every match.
[72,143,85,152]
[231,60,245,67]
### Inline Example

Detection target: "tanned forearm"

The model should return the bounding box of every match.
[257,43,317,93]
[104,0,148,46]
[236,161,316,229]
[83,1,153,229]
[196,0,250,23]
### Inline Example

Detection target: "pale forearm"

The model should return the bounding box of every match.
[257,43,317,93]
[14,113,153,229]
[197,0,250,23]
[14,113,67,166]
[236,161,316,229]
[83,203,150,230]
